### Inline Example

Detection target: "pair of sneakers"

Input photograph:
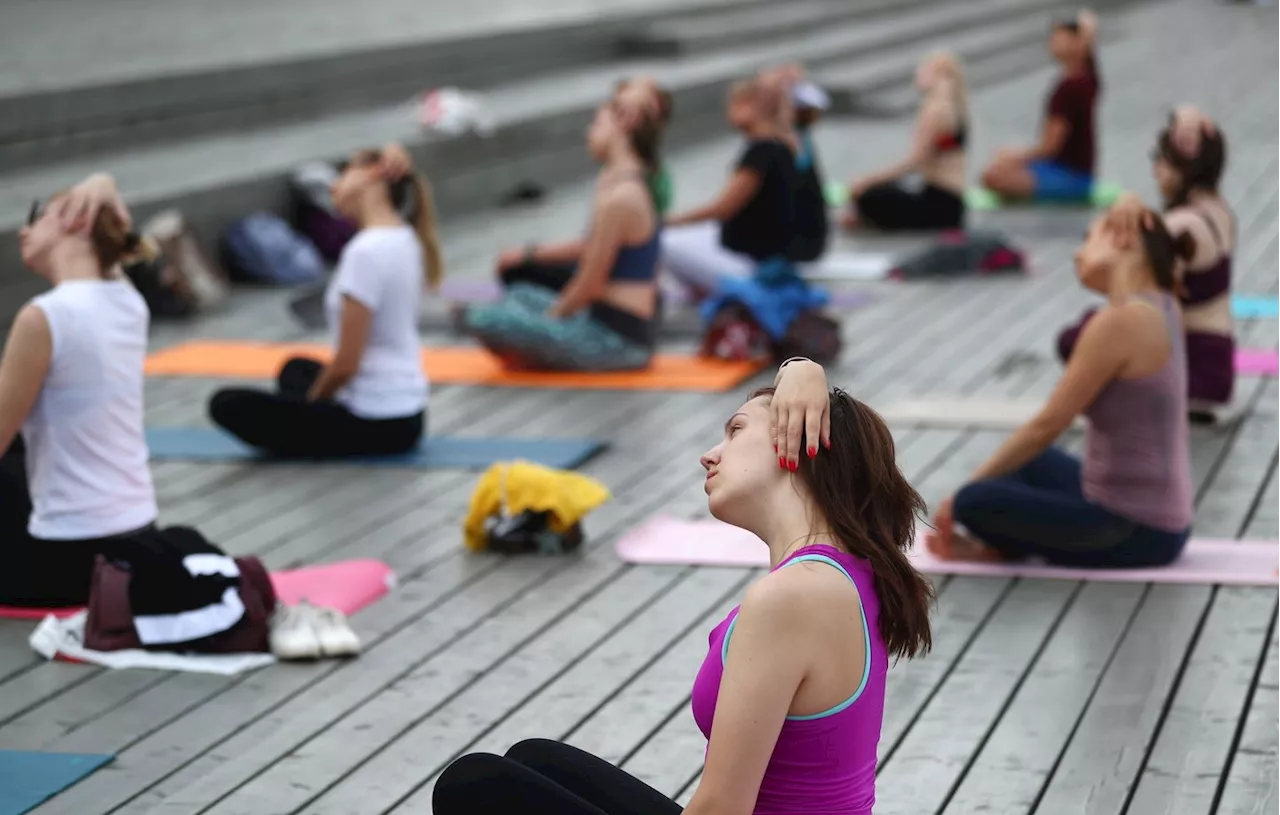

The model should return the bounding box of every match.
[269,599,361,660]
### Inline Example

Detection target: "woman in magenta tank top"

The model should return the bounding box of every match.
[434,361,935,815]
[930,194,1196,567]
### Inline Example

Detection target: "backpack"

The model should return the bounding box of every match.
[220,213,326,285]
[700,302,842,365]
[137,210,230,315]
[888,230,1025,280]
[288,162,359,263]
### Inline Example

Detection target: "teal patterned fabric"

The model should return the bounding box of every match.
[465,284,652,372]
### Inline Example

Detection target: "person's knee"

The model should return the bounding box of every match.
[207,389,241,428]
[951,482,990,528]
[505,738,561,765]
[434,752,508,810]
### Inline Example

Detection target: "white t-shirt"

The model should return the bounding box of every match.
[23,280,158,540]
[323,226,428,419]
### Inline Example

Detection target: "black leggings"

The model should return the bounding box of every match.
[855,182,965,231]
[0,438,159,607]
[434,739,683,815]
[208,358,424,459]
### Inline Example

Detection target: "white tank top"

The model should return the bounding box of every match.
[23,280,158,540]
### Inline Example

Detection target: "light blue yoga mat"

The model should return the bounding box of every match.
[1232,295,1278,319]
[0,751,113,815]
[145,428,604,470]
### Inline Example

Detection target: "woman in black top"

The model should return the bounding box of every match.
[660,77,798,298]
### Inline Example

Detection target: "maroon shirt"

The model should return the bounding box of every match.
[1046,68,1099,176]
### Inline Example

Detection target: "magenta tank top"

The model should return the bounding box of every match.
[690,544,886,815]
[1082,291,1193,532]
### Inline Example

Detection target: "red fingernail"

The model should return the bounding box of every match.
[779,456,787,469]
[808,446,817,458]
[774,443,778,453]
[788,460,797,472]
[823,438,831,449]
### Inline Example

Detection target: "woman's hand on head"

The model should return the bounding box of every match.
[1104,194,1155,250]
[771,359,830,468]
[52,173,129,235]
[379,143,413,181]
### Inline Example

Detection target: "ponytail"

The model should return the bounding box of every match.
[407,173,445,291]
[90,205,158,277]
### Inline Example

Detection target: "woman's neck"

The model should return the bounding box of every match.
[358,197,404,230]
[602,148,644,177]
[1108,259,1162,304]
[47,244,106,284]
[744,120,787,141]
[757,504,836,569]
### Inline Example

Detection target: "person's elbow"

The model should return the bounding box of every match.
[1025,410,1073,446]
[328,353,361,382]
[686,786,755,815]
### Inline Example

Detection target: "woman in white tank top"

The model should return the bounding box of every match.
[208,146,445,459]
[0,174,160,605]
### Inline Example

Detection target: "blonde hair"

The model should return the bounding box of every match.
[407,172,445,291]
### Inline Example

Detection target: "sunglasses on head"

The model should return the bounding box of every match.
[27,200,43,227]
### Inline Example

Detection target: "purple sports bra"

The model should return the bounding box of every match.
[690,544,887,815]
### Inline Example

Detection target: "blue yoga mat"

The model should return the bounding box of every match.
[145,428,604,470]
[0,751,113,815]
[1233,296,1279,319]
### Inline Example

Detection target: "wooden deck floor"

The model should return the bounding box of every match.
[1,1,1276,813]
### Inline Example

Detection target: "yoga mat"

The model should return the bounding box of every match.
[875,397,1086,430]
[144,427,605,470]
[1232,296,1279,319]
[615,516,1280,586]
[1236,348,1279,377]
[271,559,396,616]
[965,180,1125,212]
[0,751,114,815]
[824,181,849,208]
[144,342,766,392]
[805,253,896,281]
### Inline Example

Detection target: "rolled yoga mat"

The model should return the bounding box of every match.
[964,180,1125,212]
[1236,348,1279,377]
[2,559,396,622]
[145,427,605,470]
[144,342,767,393]
[614,516,1280,586]
[0,751,113,815]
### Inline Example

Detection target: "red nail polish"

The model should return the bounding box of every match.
[788,460,797,472]
[808,446,817,458]
[823,438,831,449]
[779,456,787,469]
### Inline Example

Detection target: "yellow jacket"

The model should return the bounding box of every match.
[463,461,612,551]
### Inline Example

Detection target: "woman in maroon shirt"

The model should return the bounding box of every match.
[981,10,1100,201]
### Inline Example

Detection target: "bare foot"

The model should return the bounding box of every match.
[840,211,862,232]
[924,529,952,559]
[946,533,1005,562]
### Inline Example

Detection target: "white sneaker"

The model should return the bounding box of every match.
[306,604,362,658]
[269,602,322,660]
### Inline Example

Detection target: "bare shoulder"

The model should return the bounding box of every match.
[9,304,50,342]
[744,558,859,623]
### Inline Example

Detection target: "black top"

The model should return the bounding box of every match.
[789,132,829,263]
[720,139,798,261]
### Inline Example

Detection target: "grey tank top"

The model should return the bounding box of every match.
[1082,291,1193,532]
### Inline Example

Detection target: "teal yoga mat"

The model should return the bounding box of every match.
[1232,295,1278,319]
[145,428,604,470]
[0,751,113,815]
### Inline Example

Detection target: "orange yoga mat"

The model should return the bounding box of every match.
[144,341,766,392]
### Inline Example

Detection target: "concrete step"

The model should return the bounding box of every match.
[0,0,1081,297]
[0,0,771,175]
[816,15,1059,115]
[619,0,928,56]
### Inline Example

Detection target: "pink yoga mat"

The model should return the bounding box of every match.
[0,559,395,622]
[615,516,1279,586]
[1235,348,1279,377]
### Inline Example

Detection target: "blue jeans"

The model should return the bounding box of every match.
[953,448,1189,568]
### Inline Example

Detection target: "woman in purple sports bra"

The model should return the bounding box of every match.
[1057,106,1234,421]
[433,360,935,815]
[932,194,1196,567]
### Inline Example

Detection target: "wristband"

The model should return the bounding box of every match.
[779,356,811,370]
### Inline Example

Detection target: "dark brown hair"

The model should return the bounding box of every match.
[1156,115,1226,210]
[750,386,934,660]
[347,149,445,291]
[1139,210,1197,291]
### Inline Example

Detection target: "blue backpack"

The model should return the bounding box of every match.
[220,213,325,285]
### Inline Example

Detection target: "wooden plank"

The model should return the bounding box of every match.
[1193,379,1278,537]
[942,581,1147,814]
[874,579,1079,814]
[1031,584,1214,815]
[1125,587,1278,814]
[0,670,169,749]
[1216,621,1279,815]
[388,567,755,813]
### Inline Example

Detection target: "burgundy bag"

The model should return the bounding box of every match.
[84,555,276,654]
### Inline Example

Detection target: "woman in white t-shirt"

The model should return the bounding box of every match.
[0,174,161,605]
[209,147,444,458]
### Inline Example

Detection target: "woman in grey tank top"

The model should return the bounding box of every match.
[930,194,1197,568]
